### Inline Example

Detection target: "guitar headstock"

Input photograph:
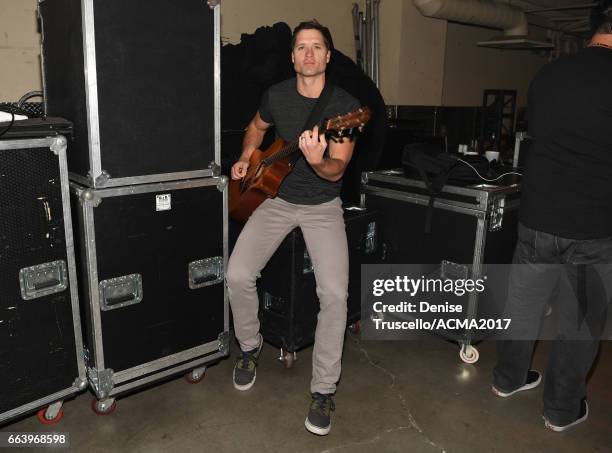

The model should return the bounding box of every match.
[324,106,372,139]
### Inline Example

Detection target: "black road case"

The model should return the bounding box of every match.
[360,169,520,363]
[70,177,229,412]
[231,208,381,368]
[39,0,221,187]
[0,134,86,425]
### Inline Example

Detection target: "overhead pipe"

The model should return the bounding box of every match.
[413,0,529,36]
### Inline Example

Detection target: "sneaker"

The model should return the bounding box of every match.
[491,370,541,397]
[544,399,589,432]
[305,393,335,436]
[232,336,263,391]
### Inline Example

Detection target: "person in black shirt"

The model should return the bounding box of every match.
[226,20,359,436]
[492,1,612,432]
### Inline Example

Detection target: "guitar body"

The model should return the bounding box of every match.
[228,106,372,223]
[229,137,293,223]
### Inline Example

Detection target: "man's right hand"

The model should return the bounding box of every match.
[231,160,250,180]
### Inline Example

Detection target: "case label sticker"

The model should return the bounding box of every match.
[156,194,172,211]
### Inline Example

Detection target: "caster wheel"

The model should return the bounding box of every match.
[348,320,361,334]
[91,398,116,416]
[37,406,64,425]
[279,349,297,369]
[459,344,479,364]
[184,366,206,383]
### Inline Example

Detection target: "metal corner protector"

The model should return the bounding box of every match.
[218,331,230,355]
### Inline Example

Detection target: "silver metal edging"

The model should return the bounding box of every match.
[93,176,222,198]
[76,185,106,372]
[472,217,487,274]
[56,140,88,382]
[113,341,222,383]
[213,4,221,167]
[0,138,56,151]
[364,172,493,198]
[37,1,48,116]
[477,190,490,209]
[362,186,486,217]
[109,352,224,397]
[364,172,521,209]
[92,169,216,188]
[362,175,487,210]
[463,216,488,345]
[81,0,102,181]
[0,384,83,424]
[69,172,91,186]
[222,184,229,334]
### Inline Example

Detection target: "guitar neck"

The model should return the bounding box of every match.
[265,129,329,165]
[274,140,301,161]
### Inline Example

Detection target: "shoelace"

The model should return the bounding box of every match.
[237,351,257,369]
[311,393,335,413]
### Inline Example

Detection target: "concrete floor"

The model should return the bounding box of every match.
[5,335,612,453]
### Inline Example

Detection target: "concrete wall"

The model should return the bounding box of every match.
[0,0,546,107]
[441,22,546,107]
[0,0,41,101]
[392,0,448,106]
[221,0,356,59]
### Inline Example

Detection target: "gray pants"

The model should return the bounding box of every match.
[227,196,349,394]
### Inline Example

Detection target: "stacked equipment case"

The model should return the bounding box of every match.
[39,0,228,413]
[39,0,221,187]
[0,124,87,425]
[360,169,520,363]
[70,179,228,411]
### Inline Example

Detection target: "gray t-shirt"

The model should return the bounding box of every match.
[259,78,360,205]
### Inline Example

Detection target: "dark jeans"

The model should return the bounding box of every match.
[493,223,612,425]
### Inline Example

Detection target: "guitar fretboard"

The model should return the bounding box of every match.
[261,124,355,167]
[262,140,300,166]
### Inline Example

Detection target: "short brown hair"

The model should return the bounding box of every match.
[291,20,334,50]
[591,0,612,35]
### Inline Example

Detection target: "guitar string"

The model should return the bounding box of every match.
[261,126,359,166]
[259,109,369,167]
[262,140,300,166]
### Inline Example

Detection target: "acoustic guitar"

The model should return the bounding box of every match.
[229,107,372,222]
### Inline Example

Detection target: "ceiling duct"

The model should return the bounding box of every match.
[413,0,554,49]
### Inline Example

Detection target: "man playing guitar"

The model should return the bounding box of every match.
[227,20,360,436]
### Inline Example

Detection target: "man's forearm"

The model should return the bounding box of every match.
[240,125,266,162]
[310,157,347,182]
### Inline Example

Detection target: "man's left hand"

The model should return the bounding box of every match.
[299,125,327,167]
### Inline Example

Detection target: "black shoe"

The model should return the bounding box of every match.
[544,398,589,432]
[232,337,263,391]
[305,393,335,436]
[492,370,541,397]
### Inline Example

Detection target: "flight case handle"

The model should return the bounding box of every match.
[19,260,68,300]
[98,274,143,311]
[188,257,224,289]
